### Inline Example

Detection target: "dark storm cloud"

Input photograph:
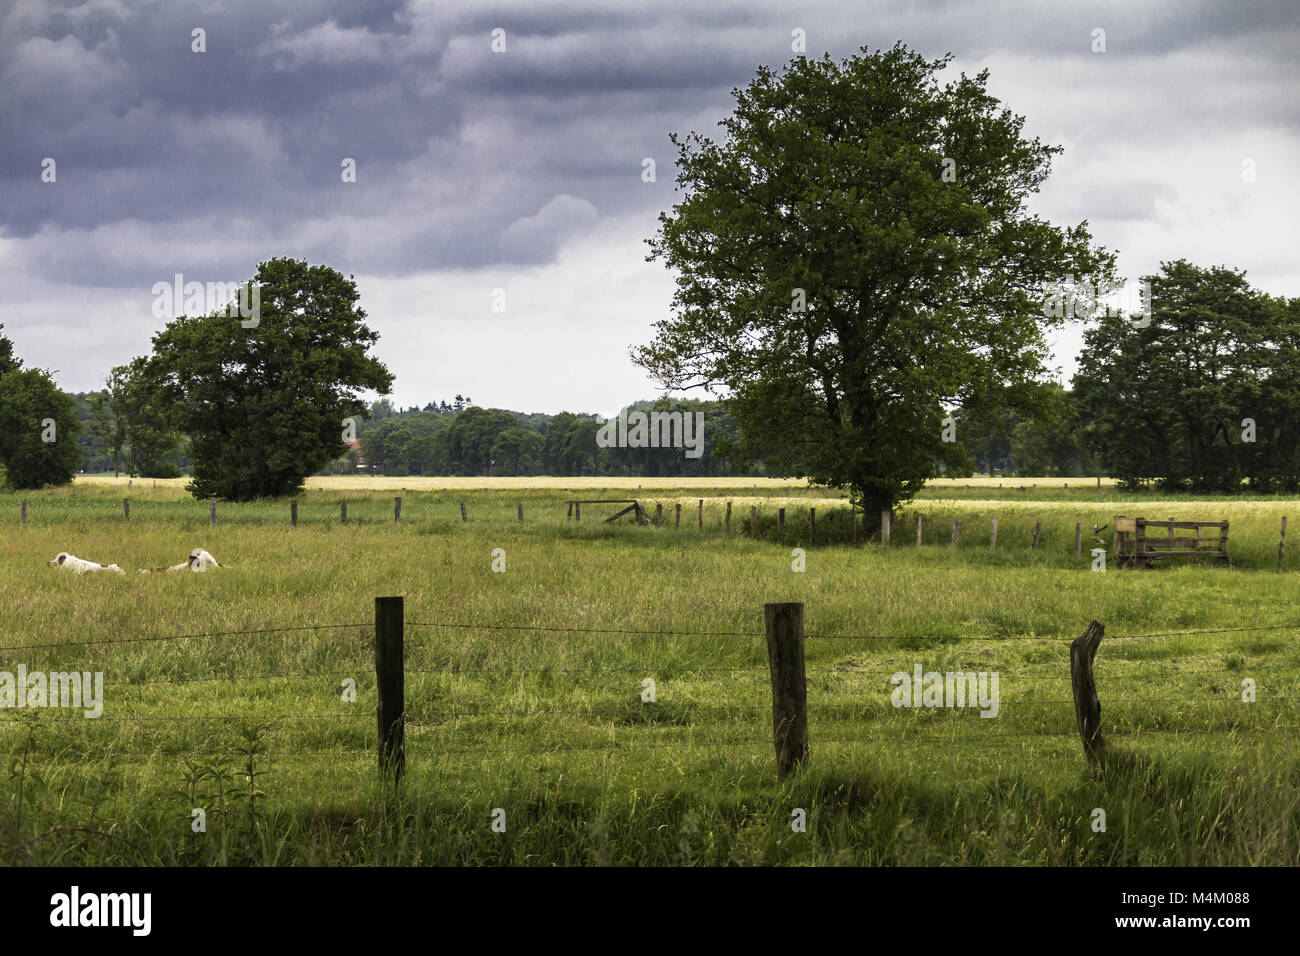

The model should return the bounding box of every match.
[0,0,1296,290]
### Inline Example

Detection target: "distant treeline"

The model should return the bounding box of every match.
[341,397,766,478]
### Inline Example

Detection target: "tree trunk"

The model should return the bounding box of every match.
[857,488,894,535]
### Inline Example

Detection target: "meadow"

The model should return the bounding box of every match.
[1,476,1298,865]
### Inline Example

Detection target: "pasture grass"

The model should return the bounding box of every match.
[1,479,1298,865]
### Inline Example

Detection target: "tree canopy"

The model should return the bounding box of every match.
[634,43,1114,521]
[142,258,393,500]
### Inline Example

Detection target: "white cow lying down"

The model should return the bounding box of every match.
[138,548,221,574]
[48,553,126,575]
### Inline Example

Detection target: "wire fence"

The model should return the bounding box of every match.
[2,611,1298,770]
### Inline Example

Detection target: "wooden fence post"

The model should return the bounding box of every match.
[809,508,816,537]
[952,518,960,546]
[674,503,681,528]
[1075,522,1082,557]
[290,500,297,526]
[209,501,216,526]
[341,500,347,524]
[1278,516,1287,572]
[850,505,857,543]
[20,501,27,526]
[1031,521,1041,551]
[698,499,703,530]
[124,498,130,523]
[750,505,757,535]
[567,501,573,521]
[656,503,663,527]
[881,510,891,545]
[394,496,402,523]
[374,595,405,783]
[725,501,732,532]
[778,507,785,531]
[764,602,808,780]
[990,517,997,550]
[1069,620,1106,760]
[916,513,923,546]
[461,502,468,523]
[518,503,525,523]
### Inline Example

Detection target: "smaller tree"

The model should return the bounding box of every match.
[0,368,83,489]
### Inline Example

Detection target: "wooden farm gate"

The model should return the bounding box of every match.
[1113,516,1229,568]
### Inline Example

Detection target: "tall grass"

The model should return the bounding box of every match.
[1,482,1297,865]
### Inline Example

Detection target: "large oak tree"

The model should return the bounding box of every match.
[634,44,1114,522]
[143,258,393,500]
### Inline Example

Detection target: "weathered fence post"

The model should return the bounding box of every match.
[394,496,402,523]
[124,498,130,523]
[518,503,525,523]
[1278,516,1287,572]
[881,510,891,545]
[750,505,757,535]
[725,501,732,532]
[698,499,703,530]
[1070,620,1106,760]
[764,602,808,780]
[20,501,27,526]
[460,502,468,523]
[778,507,785,531]
[809,507,816,537]
[916,513,923,546]
[375,595,405,783]
[656,503,663,527]
[675,503,681,528]
[341,500,348,524]
[567,501,573,521]
[952,518,960,546]
[209,501,216,526]
[990,517,997,551]
[290,500,298,526]
[1075,522,1082,557]
[1031,521,1041,551]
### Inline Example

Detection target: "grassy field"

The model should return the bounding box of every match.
[1,478,1298,865]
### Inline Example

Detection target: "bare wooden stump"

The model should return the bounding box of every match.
[375,595,405,783]
[764,602,808,780]
[1070,620,1106,759]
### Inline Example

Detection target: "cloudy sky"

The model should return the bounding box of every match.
[2,0,1297,416]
